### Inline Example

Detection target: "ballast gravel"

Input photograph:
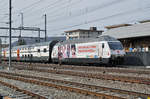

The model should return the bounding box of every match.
[0,77,96,99]
[1,69,150,95]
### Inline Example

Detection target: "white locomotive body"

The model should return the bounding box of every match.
[51,35,125,65]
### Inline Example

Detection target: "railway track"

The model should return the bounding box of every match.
[0,80,47,99]
[13,65,150,85]
[0,71,149,99]
[1,62,150,98]
[0,71,126,99]
[3,62,150,75]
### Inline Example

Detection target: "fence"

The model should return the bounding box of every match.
[124,52,150,66]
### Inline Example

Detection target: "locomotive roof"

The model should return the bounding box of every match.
[60,35,119,45]
[15,41,51,48]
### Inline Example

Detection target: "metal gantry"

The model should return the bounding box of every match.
[3,0,47,69]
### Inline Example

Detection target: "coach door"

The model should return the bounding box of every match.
[37,47,41,58]
[49,40,59,62]
[17,49,20,61]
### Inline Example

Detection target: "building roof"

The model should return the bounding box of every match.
[65,29,103,33]
[105,24,132,29]
[139,20,150,23]
[103,22,150,39]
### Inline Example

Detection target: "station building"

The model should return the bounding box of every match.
[65,27,103,40]
[103,21,150,66]
[103,21,150,52]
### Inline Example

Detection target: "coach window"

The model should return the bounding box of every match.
[31,54,33,58]
[102,43,105,48]
[44,48,47,53]
[37,49,40,53]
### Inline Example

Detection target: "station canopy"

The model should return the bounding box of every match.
[103,22,150,39]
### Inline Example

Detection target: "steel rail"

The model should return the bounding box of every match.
[0,80,47,99]
[0,71,149,98]
[14,66,150,85]
[5,62,150,75]
[0,73,126,99]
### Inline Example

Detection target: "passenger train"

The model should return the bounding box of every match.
[1,35,125,65]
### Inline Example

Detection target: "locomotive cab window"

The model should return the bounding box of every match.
[108,42,123,50]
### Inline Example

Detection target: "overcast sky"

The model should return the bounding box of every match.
[0,0,150,43]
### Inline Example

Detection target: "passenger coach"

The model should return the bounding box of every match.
[2,40,58,63]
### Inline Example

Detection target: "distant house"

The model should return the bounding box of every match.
[65,27,103,40]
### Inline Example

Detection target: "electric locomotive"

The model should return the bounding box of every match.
[51,35,125,65]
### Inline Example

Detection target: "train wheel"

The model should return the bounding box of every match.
[110,61,116,67]
[59,60,62,66]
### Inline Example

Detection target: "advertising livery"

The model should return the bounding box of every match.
[52,35,125,65]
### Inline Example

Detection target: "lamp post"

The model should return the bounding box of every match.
[8,0,12,70]
[44,14,47,42]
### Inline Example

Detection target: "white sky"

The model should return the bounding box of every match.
[0,0,150,43]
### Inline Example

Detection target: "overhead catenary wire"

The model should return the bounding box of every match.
[16,0,71,26]
[24,0,82,24]
[1,0,149,38]
[31,0,122,26]
[47,7,145,33]
[9,0,146,28]
[11,0,47,25]
[12,0,64,25]
[45,0,83,15]
[0,1,9,18]
[17,0,123,23]
[13,0,46,14]
[0,0,21,24]
[11,0,128,27]
[31,0,128,27]
[23,0,67,18]
[45,0,126,24]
